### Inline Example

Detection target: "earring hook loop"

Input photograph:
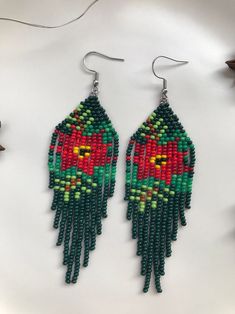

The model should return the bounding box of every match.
[83,51,124,95]
[152,56,189,91]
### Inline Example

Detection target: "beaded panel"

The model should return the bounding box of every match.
[48,96,119,283]
[125,101,195,293]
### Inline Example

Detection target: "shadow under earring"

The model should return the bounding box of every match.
[125,56,195,293]
[48,51,124,284]
[0,122,5,151]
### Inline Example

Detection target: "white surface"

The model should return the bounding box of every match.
[0,0,235,313]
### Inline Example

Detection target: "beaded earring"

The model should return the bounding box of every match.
[125,56,195,293]
[48,51,124,284]
[0,122,5,151]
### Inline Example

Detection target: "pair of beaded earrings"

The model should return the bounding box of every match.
[48,51,195,293]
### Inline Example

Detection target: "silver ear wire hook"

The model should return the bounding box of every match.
[152,56,188,102]
[83,51,124,96]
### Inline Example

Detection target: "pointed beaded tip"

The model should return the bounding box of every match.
[226,59,235,70]
[0,121,5,151]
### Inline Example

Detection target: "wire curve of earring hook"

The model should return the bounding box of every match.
[83,51,124,96]
[83,51,124,81]
[152,56,189,90]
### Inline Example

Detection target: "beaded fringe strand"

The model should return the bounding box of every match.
[125,100,195,293]
[48,96,119,283]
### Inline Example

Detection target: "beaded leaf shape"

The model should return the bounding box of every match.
[125,101,195,293]
[48,95,119,284]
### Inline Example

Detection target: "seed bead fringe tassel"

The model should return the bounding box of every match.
[48,95,119,283]
[125,98,195,293]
